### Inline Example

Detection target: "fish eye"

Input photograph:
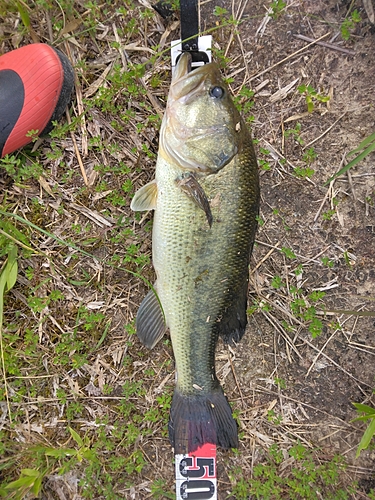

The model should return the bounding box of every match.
[210,86,225,99]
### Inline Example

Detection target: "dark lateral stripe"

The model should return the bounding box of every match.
[0,69,24,157]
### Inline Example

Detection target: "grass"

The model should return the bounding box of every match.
[325,131,375,184]
[0,3,175,496]
[0,0,374,498]
[352,402,375,459]
[229,443,358,499]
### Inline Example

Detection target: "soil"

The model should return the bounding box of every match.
[1,0,375,499]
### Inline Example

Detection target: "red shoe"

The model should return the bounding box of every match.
[0,43,74,158]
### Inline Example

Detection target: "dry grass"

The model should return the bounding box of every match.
[1,0,375,498]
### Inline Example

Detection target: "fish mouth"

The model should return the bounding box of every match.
[173,52,193,80]
[171,52,217,102]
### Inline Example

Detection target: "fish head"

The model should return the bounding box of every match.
[160,52,244,174]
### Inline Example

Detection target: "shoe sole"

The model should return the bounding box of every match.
[0,43,74,158]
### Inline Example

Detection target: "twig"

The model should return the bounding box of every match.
[252,241,280,273]
[305,329,338,378]
[293,34,355,56]
[64,40,88,156]
[66,110,88,186]
[313,182,333,222]
[249,32,331,82]
[227,345,245,406]
[255,240,322,264]
[303,112,347,150]
[302,334,372,391]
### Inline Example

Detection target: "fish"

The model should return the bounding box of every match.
[131,52,260,454]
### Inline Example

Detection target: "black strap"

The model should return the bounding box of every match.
[180,0,199,51]
[152,0,209,65]
[180,0,209,64]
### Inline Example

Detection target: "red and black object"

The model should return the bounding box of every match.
[0,43,74,158]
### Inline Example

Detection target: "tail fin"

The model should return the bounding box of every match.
[168,388,238,454]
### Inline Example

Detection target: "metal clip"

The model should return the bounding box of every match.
[171,35,212,72]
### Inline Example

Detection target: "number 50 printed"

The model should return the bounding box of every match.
[175,443,217,500]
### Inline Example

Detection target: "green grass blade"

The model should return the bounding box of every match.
[352,402,375,415]
[6,245,18,291]
[355,417,375,458]
[347,130,375,156]
[325,138,375,185]
[0,210,93,258]
[17,1,30,28]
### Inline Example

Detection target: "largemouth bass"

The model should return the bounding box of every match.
[131,52,259,453]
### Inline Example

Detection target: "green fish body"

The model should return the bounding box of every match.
[131,53,259,453]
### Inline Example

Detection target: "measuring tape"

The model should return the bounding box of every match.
[175,441,217,500]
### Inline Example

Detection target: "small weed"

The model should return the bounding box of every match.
[271,275,284,289]
[233,86,255,122]
[341,10,361,41]
[269,0,286,19]
[302,147,317,165]
[258,148,272,171]
[213,5,239,27]
[0,154,44,185]
[150,479,175,499]
[322,209,336,221]
[298,84,330,113]
[274,377,286,389]
[290,291,326,338]
[267,409,283,425]
[294,263,303,276]
[259,159,271,171]
[281,247,296,259]
[213,5,228,17]
[247,300,260,316]
[0,427,96,499]
[284,123,304,146]
[272,208,291,231]
[309,290,326,303]
[343,250,354,267]
[293,166,315,179]
[256,215,265,227]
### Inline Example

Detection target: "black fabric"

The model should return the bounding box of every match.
[180,0,199,50]
[0,69,24,157]
[180,0,209,64]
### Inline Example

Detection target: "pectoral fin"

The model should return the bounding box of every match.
[130,180,158,211]
[176,174,213,227]
[136,286,167,349]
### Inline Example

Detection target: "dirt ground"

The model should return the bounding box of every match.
[1,0,375,498]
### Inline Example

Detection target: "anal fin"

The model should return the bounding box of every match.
[136,286,166,349]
